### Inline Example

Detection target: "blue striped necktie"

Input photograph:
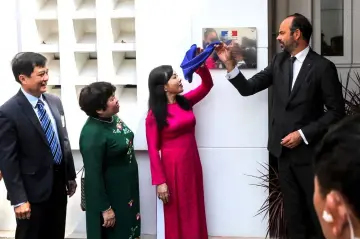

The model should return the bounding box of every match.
[36,99,62,164]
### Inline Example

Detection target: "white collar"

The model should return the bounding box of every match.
[293,46,310,63]
[21,88,44,109]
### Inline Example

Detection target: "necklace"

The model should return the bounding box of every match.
[91,116,114,123]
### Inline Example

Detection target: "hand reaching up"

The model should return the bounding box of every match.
[215,42,236,71]
[214,42,232,62]
[196,47,206,67]
[196,47,204,55]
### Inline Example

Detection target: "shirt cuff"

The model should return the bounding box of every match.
[103,206,112,212]
[225,67,240,80]
[298,130,309,145]
[13,202,25,208]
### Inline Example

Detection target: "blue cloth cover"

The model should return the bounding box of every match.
[180,40,231,82]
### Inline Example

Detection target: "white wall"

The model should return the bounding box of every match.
[0,0,19,101]
[0,0,269,238]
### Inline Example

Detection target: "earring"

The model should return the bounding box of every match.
[322,211,334,223]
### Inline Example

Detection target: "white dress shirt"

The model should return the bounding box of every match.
[21,88,60,140]
[225,46,310,144]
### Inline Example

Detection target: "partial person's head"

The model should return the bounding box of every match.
[313,115,360,239]
[11,52,49,97]
[231,42,245,61]
[203,28,219,44]
[277,13,312,54]
[79,82,119,118]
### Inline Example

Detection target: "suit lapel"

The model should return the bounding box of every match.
[288,50,314,103]
[283,58,290,97]
[43,94,65,150]
[279,55,291,102]
[16,90,49,146]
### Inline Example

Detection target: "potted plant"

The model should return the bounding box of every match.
[342,69,360,115]
[247,161,286,239]
[249,68,360,238]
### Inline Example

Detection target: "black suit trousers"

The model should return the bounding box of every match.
[278,146,324,239]
[15,165,68,239]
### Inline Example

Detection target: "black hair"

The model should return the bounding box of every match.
[148,65,191,131]
[11,52,47,83]
[79,81,116,117]
[287,13,313,43]
[314,114,360,218]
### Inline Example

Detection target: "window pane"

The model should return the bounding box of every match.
[321,0,344,56]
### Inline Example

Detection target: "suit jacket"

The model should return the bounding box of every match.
[229,48,345,160]
[0,90,76,205]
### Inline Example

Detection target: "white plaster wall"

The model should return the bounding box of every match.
[190,1,269,236]
[0,0,269,238]
[0,0,19,103]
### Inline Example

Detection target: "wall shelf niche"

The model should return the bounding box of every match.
[35,0,58,19]
[112,0,135,18]
[41,52,60,85]
[68,84,90,149]
[112,51,136,85]
[73,19,97,51]
[75,85,88,101]
[35,19,59,52]
[75,52,98,84]
[73,0,96,19]
[115,85,138,130]
[111,18,135,51]
[47,85,62,99]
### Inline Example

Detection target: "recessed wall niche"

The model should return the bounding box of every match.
[112,0,135,18]
[73,19,97,51]
[35,0,57,19]
[111,18,135,51]
[35,19,59,52]
[73,0,96,18]
[75,52,98,84]
[47,85,62,99]
[112,51,136,85]
[116,85,138,130]
[41,52,61,85]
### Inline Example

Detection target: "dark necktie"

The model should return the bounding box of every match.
[289,56,296,94]
[36,99,62,164]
